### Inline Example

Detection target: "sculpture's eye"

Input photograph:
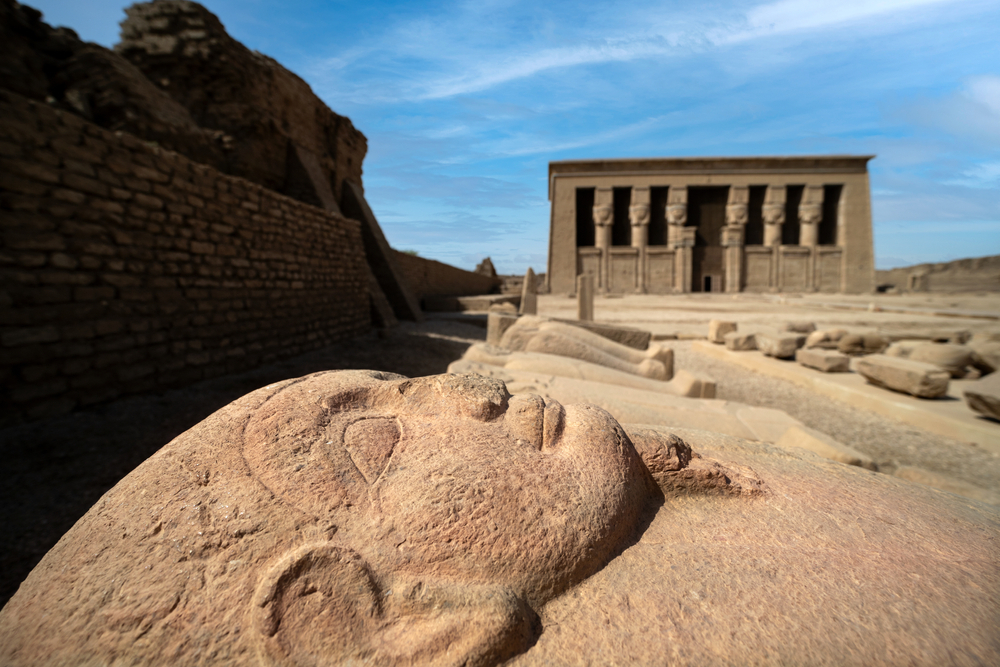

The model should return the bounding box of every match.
[344,417,400,484]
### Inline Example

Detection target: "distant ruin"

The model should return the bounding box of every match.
[547,156,876,295]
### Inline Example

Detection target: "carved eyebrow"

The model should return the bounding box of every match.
[342,417,401,485]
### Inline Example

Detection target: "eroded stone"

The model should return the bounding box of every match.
[708,320,737,344]
[724,331,757,351]
[795,347,850,373]
[755,332,806,359]
[855,355,950,398]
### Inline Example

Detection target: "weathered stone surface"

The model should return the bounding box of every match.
[453,347,714,398]
[795,347,850,373]
[893,466,999,506]
[0,371,743,665]
[3,376,998,666]
[855,355,950,398]
[576,274,594,321]
[907,342,974,378]
[838,333,888,356]
[519,268,538,316]
[501,317,672,381]
[724,331,757,351]
[487,312,520,347]
[780,321,816,334]
[116,1,366,208]
[550,318,651,350]
[510,427,999,666]
[775,424,876,470]
[804,328,847,349]
[964,372,1000,421]
[708,320,737,343]
[755,332,806,359]
[884,339,925,358]
[969,339,1000,375]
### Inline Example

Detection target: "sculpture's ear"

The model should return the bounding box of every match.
[252,543,381,666]
[375,575,539,667]
[252,544,538,667]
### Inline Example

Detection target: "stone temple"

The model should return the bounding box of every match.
[546,156,875,295]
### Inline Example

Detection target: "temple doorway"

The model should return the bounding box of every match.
[688,186,728,292]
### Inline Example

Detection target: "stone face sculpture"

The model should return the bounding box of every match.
[0,370,752,666]
[500,316,673,380]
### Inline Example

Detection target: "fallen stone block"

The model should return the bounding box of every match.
[724,331,757,351]
[964,372,1000,421]
[775,425,877,470]
[804,329,848,349]
[780,322,816,334]
[884,339,925,358]
[894,466,999,506]
[756,332,806,359]
[930,329,971,344]
[708,320,737,344]
[551,318,651,350]
[838,333,888,356]
[969,340,1000,374]
[854,355,950,398]
[908,343,974,378]
[795,348,850,373]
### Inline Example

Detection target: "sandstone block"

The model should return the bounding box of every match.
[804,329,847,349]
[838,333,887,356]
[908,343,974,378]
[969,340,1000,375]
[855,355,950,398]
[963,372,1000,421]
[708,320,737,343]
[755,332,806,359]
[724,331,757,351]
[780,321,816,334]
[775,425,876,470]
[795,347,850,372]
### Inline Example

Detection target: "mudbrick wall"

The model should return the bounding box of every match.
[391,249,500,302]
[0,90,370,425]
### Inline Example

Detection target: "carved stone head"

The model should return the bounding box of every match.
[245,371,655,665]
[725,203,748,225]
[628,203,650,227]
[762,203,785,226]
[666,203,687,226]
[798,203,822,226]
[592,204,613,227]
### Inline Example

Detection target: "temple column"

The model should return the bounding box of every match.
[592,186,613,292]
[762,185,786,291]
[798,185,823,291]
[629,186,650,293]
[724,185,748,293]
[666,185,692,293]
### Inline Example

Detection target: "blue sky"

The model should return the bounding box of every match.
[29,0,1000,273]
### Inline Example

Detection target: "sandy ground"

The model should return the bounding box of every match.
[2,291,998,608]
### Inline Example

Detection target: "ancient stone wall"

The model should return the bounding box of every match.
[0,90,370,425]
[876,255,1000,293]
[390,249,500,301]
[116,0,367,209]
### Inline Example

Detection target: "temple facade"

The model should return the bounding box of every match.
[546,156,875,295]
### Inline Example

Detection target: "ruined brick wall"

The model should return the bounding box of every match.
[390,250,500,301]
[116,0,367,208]
[0,90,370,425]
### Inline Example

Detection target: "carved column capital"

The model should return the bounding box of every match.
[628,203,650,227]
[666,203,687,226]
[725,203,748,226]
[592,204,614,227]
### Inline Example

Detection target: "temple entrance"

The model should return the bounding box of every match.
[688,186,728,292]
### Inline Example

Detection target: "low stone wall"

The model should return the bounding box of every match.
[391,250,500,302]
[0,90,370,425]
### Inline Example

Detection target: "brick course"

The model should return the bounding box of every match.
[1,91,369,425]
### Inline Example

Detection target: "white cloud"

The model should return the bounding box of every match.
[739,0,958,37]
[946,160,1000,188]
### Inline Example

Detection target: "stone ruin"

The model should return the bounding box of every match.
[1,1,999,663]
[1,369,997,665]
